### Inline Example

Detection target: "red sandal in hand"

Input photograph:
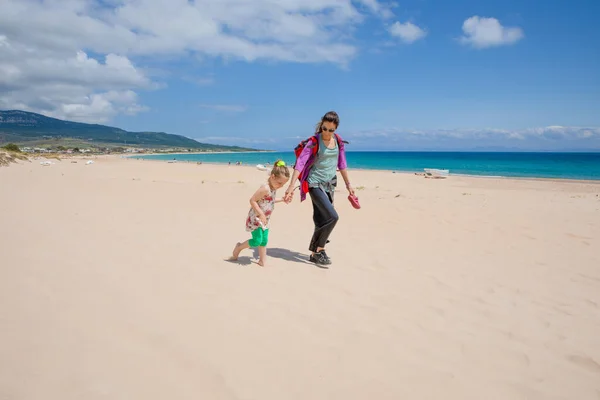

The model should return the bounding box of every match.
[348,194,361,209]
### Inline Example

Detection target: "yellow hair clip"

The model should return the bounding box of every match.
[276,161,286,167]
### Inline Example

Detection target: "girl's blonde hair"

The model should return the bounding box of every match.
[271,159,290,178]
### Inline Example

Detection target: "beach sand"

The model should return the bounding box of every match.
[1,156,599,399]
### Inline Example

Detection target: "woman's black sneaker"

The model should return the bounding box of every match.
[310,250,332,265]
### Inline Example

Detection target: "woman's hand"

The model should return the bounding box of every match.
[285,170,301,203]
[284,186,294,203]
[346,184,355,197]
[339,170,354,196]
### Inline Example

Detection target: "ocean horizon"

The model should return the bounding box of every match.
[131,151,600,181]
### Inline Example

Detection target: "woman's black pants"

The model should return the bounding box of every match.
[308,188,339,252]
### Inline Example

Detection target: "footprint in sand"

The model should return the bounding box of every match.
[552,305,573,316]
[428,305,446,317]
[566,232,593,240]
[578,273,600,283]
[567,355,600,374]
[517,352,531,367]
[585,299,598,309]
[427,274,452,289]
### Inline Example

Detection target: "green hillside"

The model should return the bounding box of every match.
[0,110,255,151]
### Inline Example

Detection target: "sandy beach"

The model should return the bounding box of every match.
[1,155,599,399]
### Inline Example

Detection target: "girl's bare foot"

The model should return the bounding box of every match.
[257,246,267,267]
[231,242,242,260]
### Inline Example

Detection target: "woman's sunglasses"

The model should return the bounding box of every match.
[321,126,336,132]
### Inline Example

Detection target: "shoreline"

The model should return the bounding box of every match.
[125,155,600,184]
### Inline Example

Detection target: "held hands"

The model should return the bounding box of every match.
[284,187,294,203]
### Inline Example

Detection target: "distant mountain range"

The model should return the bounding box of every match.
[0,110,256,151]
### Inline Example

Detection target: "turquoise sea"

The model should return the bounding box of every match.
[131,151,600,181]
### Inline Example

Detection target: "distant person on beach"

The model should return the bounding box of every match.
[231,160,291,266]
[284,111,355,266]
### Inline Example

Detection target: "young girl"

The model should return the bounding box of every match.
[231,160,291,266]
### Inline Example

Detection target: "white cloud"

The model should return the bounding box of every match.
[356,0,394,19]
[388,21,427,43]
[459,16,524,49]
[192,126,600,151]
[367,126,599,137]
[198,104,248,113]
[0,34,151,122]
[47,91,149,123]
[347,126,600,145]
[0,0,391,123]
[523,126,600,140]
[0,0,391,61]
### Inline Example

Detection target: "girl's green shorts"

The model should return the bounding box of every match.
[249,228,269,247]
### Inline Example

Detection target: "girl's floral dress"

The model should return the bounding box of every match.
[246,185,276,232]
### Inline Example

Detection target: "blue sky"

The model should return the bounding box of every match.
[1,0,599,150]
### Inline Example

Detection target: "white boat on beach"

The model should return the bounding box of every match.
[424,168,449,175]
[423,168,450,178]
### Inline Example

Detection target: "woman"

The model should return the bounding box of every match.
[284,111,355,266]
